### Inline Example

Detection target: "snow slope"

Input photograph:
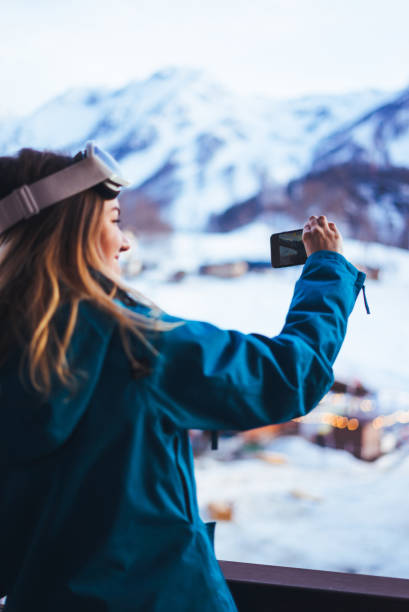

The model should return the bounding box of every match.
[313,86,409,170]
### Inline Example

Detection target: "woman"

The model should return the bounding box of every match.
[0,143,365,611]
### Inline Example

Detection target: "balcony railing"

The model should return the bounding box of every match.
[220,560,409,611]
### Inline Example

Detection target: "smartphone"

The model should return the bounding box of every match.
[270,229,307,268]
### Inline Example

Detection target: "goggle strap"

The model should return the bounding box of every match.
[28,157,109,209]
[0,157,113,234]
[0,186,39,234]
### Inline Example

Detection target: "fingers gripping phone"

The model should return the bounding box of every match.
[270,229,307,268]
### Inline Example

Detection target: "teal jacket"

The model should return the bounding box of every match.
[0,251,365,611]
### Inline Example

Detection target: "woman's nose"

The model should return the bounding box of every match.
[120,234,131,253]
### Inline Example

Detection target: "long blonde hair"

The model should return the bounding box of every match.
[0,147,173,397]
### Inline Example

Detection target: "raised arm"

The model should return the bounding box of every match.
[151,247,365,431]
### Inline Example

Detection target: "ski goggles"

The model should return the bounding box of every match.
[0,142,130,235]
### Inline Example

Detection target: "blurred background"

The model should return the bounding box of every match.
[2,0,409,581]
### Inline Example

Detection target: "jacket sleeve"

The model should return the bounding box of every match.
[150,251,366,431]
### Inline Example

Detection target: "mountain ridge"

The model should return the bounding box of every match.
[0,67,407,245]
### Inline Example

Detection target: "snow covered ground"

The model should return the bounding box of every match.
[195,436,409,579]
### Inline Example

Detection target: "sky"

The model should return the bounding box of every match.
[1,0,409,117]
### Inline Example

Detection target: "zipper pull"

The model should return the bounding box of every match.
[362,285,371,315]
[211,431,219,450]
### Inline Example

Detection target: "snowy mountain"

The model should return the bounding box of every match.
[285,87,409,249]
[312,86,409,170]
[0,67,394,232]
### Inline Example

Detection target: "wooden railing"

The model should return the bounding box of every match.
[220,560,409,611]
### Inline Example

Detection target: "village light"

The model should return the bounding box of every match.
[360,399,373,412]
[347,418,359,431]
[336,416,348,429]
[373,416,384,429]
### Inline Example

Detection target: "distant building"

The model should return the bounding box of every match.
[331,415,382,461]
[199,261,248,278]
[309,380,383,461]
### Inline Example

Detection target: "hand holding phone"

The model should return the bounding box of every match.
[270,216,343,268]
[302,215,343,257]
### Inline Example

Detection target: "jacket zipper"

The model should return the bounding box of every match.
[173,436,193,522]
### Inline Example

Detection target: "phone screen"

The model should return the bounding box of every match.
[270,229,307,268]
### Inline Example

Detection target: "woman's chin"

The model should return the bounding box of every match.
[112,260,122,276]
